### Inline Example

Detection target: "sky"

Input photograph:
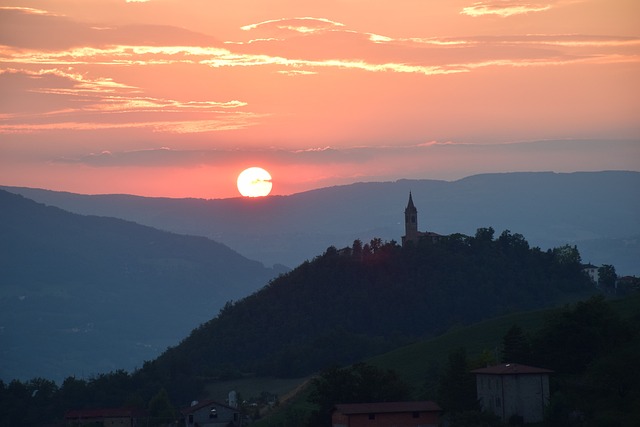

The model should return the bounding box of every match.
[1,0,639,199]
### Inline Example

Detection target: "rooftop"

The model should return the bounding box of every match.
[64,408,147,419]
[334,401,442,415]
[471,363,553,375]
[181,399,238,415]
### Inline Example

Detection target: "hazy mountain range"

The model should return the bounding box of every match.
[1,171,638,382]
[0,190,284,382]
[4,171,639,275]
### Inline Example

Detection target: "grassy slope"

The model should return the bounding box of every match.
[248,293,640,425]
[368,293,640,393]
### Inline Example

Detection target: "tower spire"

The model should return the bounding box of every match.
[403,192,418,245]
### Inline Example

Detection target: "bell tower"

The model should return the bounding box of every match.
[403,192,418,245]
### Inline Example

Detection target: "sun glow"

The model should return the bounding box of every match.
[237,167,272,197]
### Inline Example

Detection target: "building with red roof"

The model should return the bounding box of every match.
[332,401,441,427]
[64,407,147,426]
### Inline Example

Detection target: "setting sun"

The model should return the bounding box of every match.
[237,167,273,197]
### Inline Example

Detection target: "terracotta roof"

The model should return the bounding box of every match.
[64,408,146,419]
[181,399,238,415]
[334,401,442,415]
[471,363,553,375]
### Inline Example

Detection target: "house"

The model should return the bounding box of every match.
[582,263,599,284]
[471,363,553,424]
[401,192,442,246]
[181,399,241,427]
[64,407,147,426]
[331,401,442,427]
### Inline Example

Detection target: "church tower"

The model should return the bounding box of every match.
[403,192,418,245]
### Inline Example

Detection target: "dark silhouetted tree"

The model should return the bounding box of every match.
[148,388,176,426]
[598,264,617,291]
[501,325,532,364]
[308,363,411,427]
[437,348,478,414]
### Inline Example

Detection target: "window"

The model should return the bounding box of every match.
[188,414,193,424]
[412,411,420,418]
[209,407,218,419]
[368,413,376,420]
[495,397,501,408]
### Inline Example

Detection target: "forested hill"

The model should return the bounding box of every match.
[151,229,594,384]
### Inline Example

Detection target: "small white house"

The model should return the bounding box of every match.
[471,363,553,424]
[582,264,599,284]
[182,399,240,427]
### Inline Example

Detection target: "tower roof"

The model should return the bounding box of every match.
[405,191,417,212]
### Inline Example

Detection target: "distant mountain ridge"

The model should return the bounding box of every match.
[0,190,283,382]
[4,171,639,275]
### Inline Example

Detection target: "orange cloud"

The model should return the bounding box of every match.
[0,69,257,134]
[461,1,553,17]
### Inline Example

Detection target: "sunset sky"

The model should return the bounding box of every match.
[1,0,639,198]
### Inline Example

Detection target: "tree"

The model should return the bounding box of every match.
[474,227,495,243]
[533,296,631,374]
[437,348,478,414]
[501,325,531,364]
[553,244,581,265]
[597,264,617,291]
[308,363,411,427]
[148,388,176,426]
[352,239,363,257]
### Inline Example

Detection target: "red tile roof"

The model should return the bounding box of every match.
[334,401,442,415]
[471,363,553,375]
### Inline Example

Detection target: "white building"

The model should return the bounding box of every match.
[181,399,241,427]
[471,363,552,424]
[582,263,600,284]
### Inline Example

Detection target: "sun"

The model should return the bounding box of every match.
[237,167,273,197]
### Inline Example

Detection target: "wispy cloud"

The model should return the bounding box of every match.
[0,69,257,134]
[3,7,638,78]
[50,140,640,190]
[461,1,553,17]
[240,17,345,34]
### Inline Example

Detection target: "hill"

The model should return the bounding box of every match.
[0,190,284,382]
[253,293,640,427]
[4,171,639,275]
[369,293,640,392]
[146,229,595,395]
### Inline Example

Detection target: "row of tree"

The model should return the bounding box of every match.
[262,295,639,427]
[434,295,640,426]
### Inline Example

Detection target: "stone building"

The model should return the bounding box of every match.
[471,363,552,424]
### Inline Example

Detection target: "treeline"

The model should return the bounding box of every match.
[0,372,176,427]
[262,295,640,427]
[432,295,640,426]
[157,227,591,382]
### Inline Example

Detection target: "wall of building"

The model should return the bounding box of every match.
[332,411,439,427]
[476,374,550,423]
[185,403,239,427]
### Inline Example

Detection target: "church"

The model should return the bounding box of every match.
[401,192,442,246]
